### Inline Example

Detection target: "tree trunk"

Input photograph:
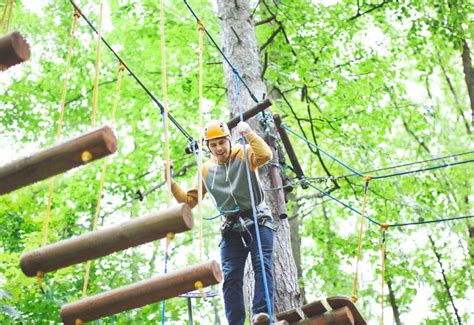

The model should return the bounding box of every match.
[428,235,461,325]
[461,40,474,128]
[288,193,306,304]
[215,0,301,317]
[387,279,401,325]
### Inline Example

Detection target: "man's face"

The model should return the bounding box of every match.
[208,137,230,163]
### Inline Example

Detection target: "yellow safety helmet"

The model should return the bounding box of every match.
[203,121,230,141]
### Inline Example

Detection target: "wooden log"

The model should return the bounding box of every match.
[273,114,308,189]
[276,308,302,322]
[0,126,117,195]
[185,99,272,154]
[227,98,272,129]
[294,306,354,325]
[301,296,366,325]
[0,32,31,70]
[20,203,193,277]
[60,260,222,324]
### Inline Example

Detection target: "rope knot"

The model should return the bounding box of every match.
[363,175,372,183]
[73,8,81,18]
[351,294,358,303]
[196,20,205,31]
[381,223,389,231]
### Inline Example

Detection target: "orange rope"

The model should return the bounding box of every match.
[5,0,13,33]
[159,0,172,206]
[197,19,205,263]
[82,61,125,298]
[0,1,9,33]
[91,0,104,127]
[38,9,80,290]
[380,224,388,325]
[41,9,80,247]
[351,175,372,302]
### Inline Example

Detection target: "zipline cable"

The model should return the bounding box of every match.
[281,123,474,179]
[183,0,259,104]
[69,0,193,142]
[337,151,474,180]
[302,177,473,227]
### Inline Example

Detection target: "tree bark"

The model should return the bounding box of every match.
[428,235,461,325]
[461,40,474,128]
[387,279,401,325]
[216,0,301,317]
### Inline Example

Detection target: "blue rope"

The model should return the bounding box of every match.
[281,123,362,176]
[281,123,474,179]
[303,177,474,228]
[304,179,381,226]
[233,70,273,321]
[183,0,259,104]
[161,246,170,324]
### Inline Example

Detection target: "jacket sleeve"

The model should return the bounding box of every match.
[244,131,273,170]
[170,169,208,209]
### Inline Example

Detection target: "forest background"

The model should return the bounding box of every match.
[0,0,472,324]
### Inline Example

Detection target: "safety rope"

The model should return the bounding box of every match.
[159,0,172,207]
[91,0,103,128]
[161,231,175,324]
[159,1,174,322]
[380,224,388,325]
[233,69,273,321]
[281,123,474,179]
[0,0,13,33]
[81,61,125,299]
[197,19,205,263]
[351,176,371,302]
[183,0,259,104]
[37,9,81,290]
[69,1,193,143]
[0,1,9,33]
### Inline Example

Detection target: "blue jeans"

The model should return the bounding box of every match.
[220,224,274,325]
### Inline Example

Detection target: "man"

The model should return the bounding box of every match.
[167,120,275,324]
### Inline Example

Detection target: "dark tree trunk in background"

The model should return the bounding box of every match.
[461,40,474,128]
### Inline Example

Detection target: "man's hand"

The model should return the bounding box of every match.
[235,121,252,136]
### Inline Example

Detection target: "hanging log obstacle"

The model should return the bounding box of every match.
[0,126,117,195]
[254,296,366,325]
[273,114,308,189]
[227,98,272,129]
[20,203,193,277]
[185,98,272,153]
[0,32,31,70]
[60,260,222,324]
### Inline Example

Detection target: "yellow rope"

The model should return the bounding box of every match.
[82,61,125,298]
[159,0,172,207]
[351,176,372,302]
[380,224,388,325]
[91,0,103,128]
[5,0,13,33]
[0,1,9,33]
[0,0,13,33]
[197,19,205,263]
[41,9,80,249]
